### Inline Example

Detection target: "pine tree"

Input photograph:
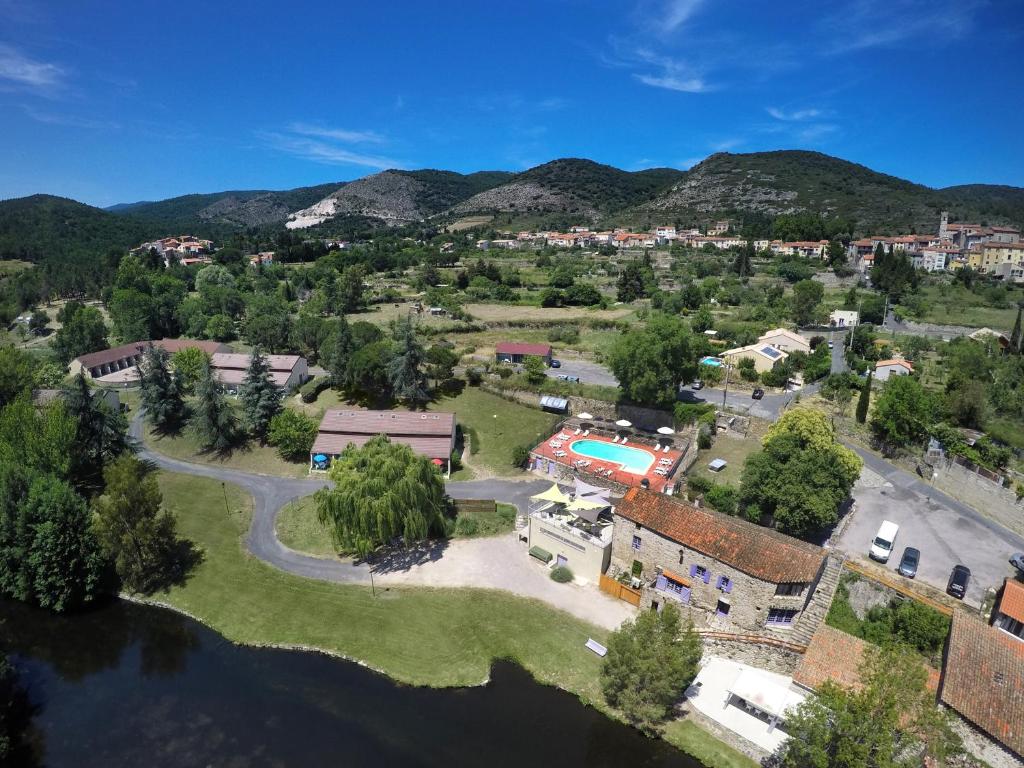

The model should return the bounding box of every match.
[189,360,237,453]
[388,317,429,408]
[1010,303,1023,355]
[238,348,281,442]
[62,373,129,490]
[326,317,353,389]
[138,343,185,433]
[856,371,872,424]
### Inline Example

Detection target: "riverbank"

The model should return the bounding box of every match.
[150,471,756,768]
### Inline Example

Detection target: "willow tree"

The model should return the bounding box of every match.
[315,434,446,556]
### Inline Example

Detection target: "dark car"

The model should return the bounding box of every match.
[947,564,971,599]
[691,380,704,390]
[1010,553,1024,573]
[549,359,561,368]
[751,388,765,400]
[897,547,920,579]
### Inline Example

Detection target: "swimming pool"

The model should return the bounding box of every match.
[699,356,724,367]
[569,439,656,475]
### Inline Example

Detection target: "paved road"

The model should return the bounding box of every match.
[545,358,619,388]
[836,442,1024,606]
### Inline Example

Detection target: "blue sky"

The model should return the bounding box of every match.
[1,0,1021,207]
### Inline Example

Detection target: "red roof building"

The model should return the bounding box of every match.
[494,342,552,363]
[311,410,456,473]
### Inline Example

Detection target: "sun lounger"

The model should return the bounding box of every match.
[585,638,608,657]
[662,444,670,453]
[613,436,620,443]
[621,437,628,444]
[582,429,590,436]
[574,427,581,435]
[555,451,567,457]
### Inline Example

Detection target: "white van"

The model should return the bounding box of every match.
[869,521,899,562]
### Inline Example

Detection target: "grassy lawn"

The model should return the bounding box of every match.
[154,471,753,768]
[464,303,634,323]
[146,423,310,478]
[431,387,557,476]
[664,721,758,768]
[277,496,519,558]
[690,434,764,488]
[897,283,1022,330]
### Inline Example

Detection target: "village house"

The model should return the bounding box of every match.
[829,309,859,328]
[609,489,827,637]
[69,338,228,384]
[758,328,811,354]
[991,578,1024,641]
[708,219,732,236]
[210,352,308,393]
[722,343,789,373]
[249,251,274,266]
[973,242,1024,275]
[874,358,914,381]
[655,225,677,242]
[689,235,743,251]
[779,240,829,259]
[525,481,614,583]
[494,342,553,366]
[310,409,456,475]
[131,235,214,267]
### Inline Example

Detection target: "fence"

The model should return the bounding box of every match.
[599,574,642,606]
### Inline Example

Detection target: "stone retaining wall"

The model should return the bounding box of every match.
[700,636,802,675]
[931,460,1024,537]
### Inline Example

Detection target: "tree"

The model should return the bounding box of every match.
[339,264,367,312]
[267,409,319,461]
[609,314,698,408]
[138,343,185,433]
[325,317,354,388]
[204,313,235,341]
[617,260,653,302]
[732,240,754,278]
[792,279,825,327]
[0,468,106,612]
[870,375,933,451]
[53,304,108,364]
[1010,303,1023,355]
[424,344,459,386]
[347,340,395,400]
[28,309,48,335]
[0,347,33,408]
[388,318,429,408]
[855,371,872,423]
[62,373,129,490]
[524,355,546,384]
[238,349,281,442]
[92,455,190,594]
[772,645,961,768]
[170,346,209,394]
[314,435,446,557]
[189,360,237,453]
[739,408,862,536]
[109,288,154,342]
[601,603,702,733]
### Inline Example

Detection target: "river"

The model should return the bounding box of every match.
[1,598,705,767]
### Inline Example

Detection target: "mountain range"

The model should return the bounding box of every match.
[2,151,1022,266]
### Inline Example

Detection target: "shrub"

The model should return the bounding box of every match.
[697,425,713,449]
[465,426,480,455]
[674,402,715,425]
[704,484,738,514]
[686,474,712,495]
[267,409,319,461]
[465,367,483,386]
[550,566,573,583]
[510,443,531,467]
[300,376,330,403]
[495,366,513,379]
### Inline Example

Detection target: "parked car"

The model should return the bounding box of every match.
[566,375,581,383]
[751,388,765,400]
[691,380,704,390]
[827,341,834,349]
[1010,553,1024,572]
[947,564,971,599]
[869,520,899,563]
[897,547,920,578]
[549,359,561,368]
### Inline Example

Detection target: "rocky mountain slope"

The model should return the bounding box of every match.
[286,170,511,229]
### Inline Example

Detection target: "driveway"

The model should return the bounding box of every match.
[678,385,792,421]
[545,358,618,388]
[131,414,630,629]
[836,447,1024,607]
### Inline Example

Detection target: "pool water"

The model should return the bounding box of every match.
[699,356,723,367]
[569,439,656,474]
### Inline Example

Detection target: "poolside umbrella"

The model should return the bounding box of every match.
[577,412,594,420]
[656,426,675,435]
[431,458,444,466]
[313,454,328,462]
[614,419,632,428]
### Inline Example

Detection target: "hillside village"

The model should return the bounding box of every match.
[2,151,1024,768]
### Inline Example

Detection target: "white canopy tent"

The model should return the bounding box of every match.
[726,668,806,732]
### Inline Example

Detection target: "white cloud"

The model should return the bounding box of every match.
[766,106,823,121]
[820,0,984,53]
[0,43,62,88]
[21,104,118,130]
[659,0,705,32]
[635,72,708,93]
[261,131,403,170]
[288,122,385,144]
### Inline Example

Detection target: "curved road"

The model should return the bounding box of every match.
[130,414,549,587]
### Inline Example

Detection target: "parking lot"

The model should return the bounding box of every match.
[836,465,1023,607]
[544,358,619,388]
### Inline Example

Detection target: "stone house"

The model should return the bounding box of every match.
[610,489,827,639]
[991,578,1024,641]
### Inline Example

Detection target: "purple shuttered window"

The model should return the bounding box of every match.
[689,564,698,578]
[715,575,725,589]
[701,568,711,585]
[655,574,667,591]
[679,586,691,604]
[723,579,733,594]
[631,535,641,550]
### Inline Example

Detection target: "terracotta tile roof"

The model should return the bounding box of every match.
[997,579,1024,625]
[876,359,914,371]
[941,611,1024,757]
[318,409,455,438]
[210,352,302,372]
[615,489,825,584]
[74,338,225,370]
[495,342,551,357]
[794,625,941,693]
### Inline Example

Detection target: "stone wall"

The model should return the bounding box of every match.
[700,636,803,675]
[949,713,1024,768]
[609,519,813,638]
[932,460,1024,537]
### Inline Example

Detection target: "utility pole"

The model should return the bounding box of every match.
[721,360,731,409]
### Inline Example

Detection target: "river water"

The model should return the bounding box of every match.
[1,598,704,767]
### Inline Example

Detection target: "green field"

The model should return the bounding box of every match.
[690,434,764,489]
[897,283,1022,330]
[146,422,310,478]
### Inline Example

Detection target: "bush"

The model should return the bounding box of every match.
[697,425,713,449]
[465,367,483,386]
[465,425,480,455]
[267,409,319,460]
[547,325,580,344]
[300,376,330,403]
[511,443,531,467]
[550,566,573,583]
[686,474,712,495]
[704,484,738,514]
[674,401,715,425]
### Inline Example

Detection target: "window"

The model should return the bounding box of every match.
[678,549,685,565]
[775,582,806,597]
[631,535,642,550]
[716,575,732,593]
[689,564,710,584]
[766,608,798,626]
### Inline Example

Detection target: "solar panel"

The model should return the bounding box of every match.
[760,346,782,359]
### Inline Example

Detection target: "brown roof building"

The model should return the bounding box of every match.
[311,410,456,475]
[70,339,228,382]
[941,611,1024,758]
[494,342,552,364]
[210,352,308,391]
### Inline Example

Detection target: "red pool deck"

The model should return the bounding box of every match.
[530,429,683,491]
